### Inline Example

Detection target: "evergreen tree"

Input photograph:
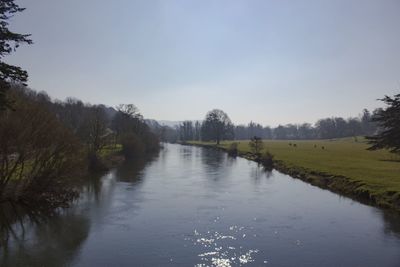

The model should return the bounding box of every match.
[249,136,264,156]
[0,0,32,111]
[367,93,400,154]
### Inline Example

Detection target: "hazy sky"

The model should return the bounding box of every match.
[6,0,400,126]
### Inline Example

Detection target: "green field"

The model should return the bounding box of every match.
[189,138,400,210]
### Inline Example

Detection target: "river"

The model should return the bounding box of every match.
[1,144,399,266]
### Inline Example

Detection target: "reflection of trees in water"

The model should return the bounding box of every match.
[0,203,90,267]
[380,210,400,239]
[201,148,225,172]
[158,144,169,164]
[225,155,237,167]
[0,153,159,267]
[82,171,106,204]
[116,153,159,183]
[81,152,159,204]
[179,146,193,162]
[200,147,240,184]
[0,203,31,248]
[250,165,273,184]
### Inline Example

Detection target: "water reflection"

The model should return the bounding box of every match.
[179,145,193,162]
[0,145,399,267]
[249,164,273,184]
[201,148,225,172]
[0,203,89,267]
[116,157,152,183]
[0,153,158,267]
[380,210,400,239]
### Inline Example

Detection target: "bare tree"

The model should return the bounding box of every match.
[179,121,194,141]
[0,90,80,203]
[77,106,111,169]
[201,109,234,144]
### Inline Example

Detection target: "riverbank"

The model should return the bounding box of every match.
[0,145,123,207]
[187,139,400,212]
[97,144,125,170]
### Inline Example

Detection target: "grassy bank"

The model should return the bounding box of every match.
[97,144,125,169]
[188,138,400,212]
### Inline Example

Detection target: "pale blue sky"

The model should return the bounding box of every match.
[6,0,400,125]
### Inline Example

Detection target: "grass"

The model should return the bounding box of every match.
[189,137,400,211]
[99,144,122,158]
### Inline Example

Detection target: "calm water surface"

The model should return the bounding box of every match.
[1,144,400,267]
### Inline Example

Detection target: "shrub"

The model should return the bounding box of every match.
[227,142,239,157]
[259,151,274,170]
[249,136,264,156]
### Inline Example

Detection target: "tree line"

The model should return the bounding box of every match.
[176,108,379,142]
[175,97,400,156]
[0,84,160,206]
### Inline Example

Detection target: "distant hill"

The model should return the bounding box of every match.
[99,105,117,120]
[145,119,162,131]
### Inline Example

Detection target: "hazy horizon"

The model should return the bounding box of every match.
[6,0,400,125]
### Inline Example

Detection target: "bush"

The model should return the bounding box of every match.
[227,142,239,157]
[259,151,274,170]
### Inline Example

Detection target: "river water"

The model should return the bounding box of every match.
[1,144,399,267]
